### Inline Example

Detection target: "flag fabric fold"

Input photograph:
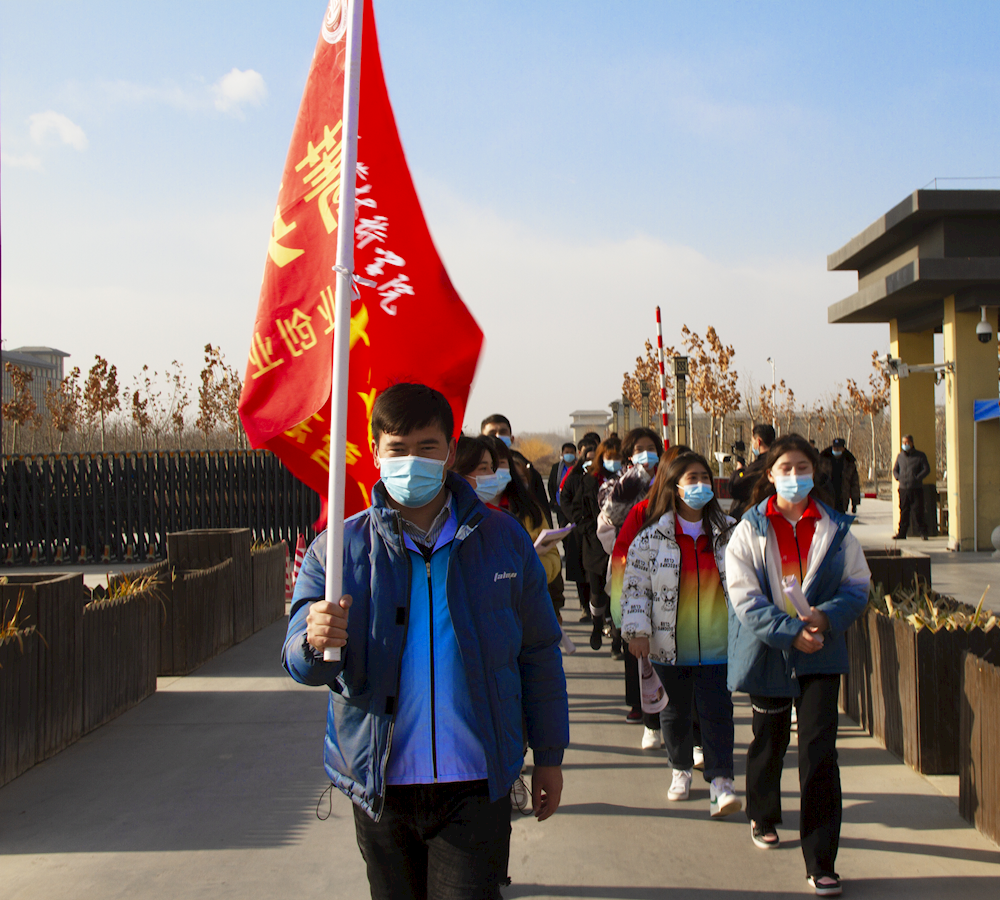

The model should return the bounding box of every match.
[239,0,483,519]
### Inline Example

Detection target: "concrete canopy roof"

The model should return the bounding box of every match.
[827,190,1000,329]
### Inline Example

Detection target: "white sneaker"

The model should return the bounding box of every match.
[641,726,662,750]
[709,777,742,818]
[667,769,692,801]
[692,745,704,770]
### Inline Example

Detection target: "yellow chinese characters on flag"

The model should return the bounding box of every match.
[238,1,482,519]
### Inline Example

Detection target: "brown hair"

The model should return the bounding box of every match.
[643,451,731,550]
[590,435,623,480]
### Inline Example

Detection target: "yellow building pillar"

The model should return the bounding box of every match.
[889,321,936,532]
[942,297,1000,551]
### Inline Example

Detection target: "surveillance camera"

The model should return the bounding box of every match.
[976,310,993,344]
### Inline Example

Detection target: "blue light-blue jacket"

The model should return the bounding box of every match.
[282,473,569,821]
[724,498,870,697]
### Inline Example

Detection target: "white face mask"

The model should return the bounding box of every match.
[472,473,501,504]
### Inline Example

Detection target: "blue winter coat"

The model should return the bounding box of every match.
[282,473,569,820]
[724,498,870,697]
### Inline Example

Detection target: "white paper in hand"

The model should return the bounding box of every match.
[781,575,813,619]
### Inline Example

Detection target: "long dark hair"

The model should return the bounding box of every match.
[643,451,731,550]
[622,427,664,462]
[749,433,833,507]
[452,434,496,477]
[483,435,546,529]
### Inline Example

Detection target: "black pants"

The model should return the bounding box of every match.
[746,674,842,877]
[623,645,666,728]
[353,781,511,900]
[586,570,609,617]
[897,486,926,537]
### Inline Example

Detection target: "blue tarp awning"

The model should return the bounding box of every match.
[974,399,1000,422]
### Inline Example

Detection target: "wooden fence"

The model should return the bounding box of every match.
[1,451,319,565]
[960,652,1000,846]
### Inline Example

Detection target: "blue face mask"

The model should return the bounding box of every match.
[379,455,446,508]
[632,450,658,468]
[832,449,843,458]
[773,474,813,504]
[563,453,576,465]
[901,443,911,453]
[497,434,513,448]
[603,458,623,474]
[496,468,513,492]
[473,473,501,504]
[681,483,714,510]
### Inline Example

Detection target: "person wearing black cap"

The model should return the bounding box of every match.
[819,438,861,515]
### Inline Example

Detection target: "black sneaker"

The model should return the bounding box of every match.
[806,874,841,896]
[590,618,603,650]
[751,820,779,849]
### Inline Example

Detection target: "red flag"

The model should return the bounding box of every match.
[239,1,483,519]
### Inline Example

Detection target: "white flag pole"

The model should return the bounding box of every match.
[323,0,365,663]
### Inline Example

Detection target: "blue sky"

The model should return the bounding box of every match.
[2,1,998,433]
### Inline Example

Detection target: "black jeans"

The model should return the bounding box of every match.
[897,486,926,537]
[586,570,609,617]
[652,663,735,781]
[746,674,842,877]
[623,645,665,728]
[353,781,511,900]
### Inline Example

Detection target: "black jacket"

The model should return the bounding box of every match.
[571,471,611,575]
[548,460,573,526]
[893,448,930,490]
[818,447,861,512]
[728,454,768,520]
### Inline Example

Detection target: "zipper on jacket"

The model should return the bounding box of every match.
[425,557,438,782]
[793,522,805,581]
[693,538,703,664]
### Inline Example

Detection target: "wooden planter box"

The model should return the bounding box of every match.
[864,549,932,594]
[841,608,1000,774]
[158,559,233,676]
[81,590,160,734]
[0,573,86,762]
[168,529,252,645]
[960,653,1000,846]
[251,543,287,632]
[0,630,38,787]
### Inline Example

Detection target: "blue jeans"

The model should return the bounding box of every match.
[652,663,735,782]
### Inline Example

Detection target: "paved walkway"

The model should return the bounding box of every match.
[3,578,998,899]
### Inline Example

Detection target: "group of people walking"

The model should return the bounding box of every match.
[283,382,872,899]
[548,424,870,897]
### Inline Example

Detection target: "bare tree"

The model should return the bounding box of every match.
[622,338,673,419]
[681,325,741,462]
[2,363,37,454]
[44,366,82,452]
[845,351,891,493]
[83,356,121,452]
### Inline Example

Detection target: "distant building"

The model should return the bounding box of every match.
[568,409,611,445]
[1,346,70,414]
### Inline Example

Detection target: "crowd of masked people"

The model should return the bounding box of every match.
[458,415,870,898]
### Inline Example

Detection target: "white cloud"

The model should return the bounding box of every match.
[28,111,88,150]
[212,68,268,117]
[1,151,43,171]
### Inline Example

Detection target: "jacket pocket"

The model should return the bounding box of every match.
[326,689,374,788]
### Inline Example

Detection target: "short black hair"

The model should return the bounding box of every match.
[561,442,577,453]
[480,413,511,432]
[752,424,776,446]
[371,383,454,443]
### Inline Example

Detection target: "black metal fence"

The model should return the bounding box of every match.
[1,451,320,565]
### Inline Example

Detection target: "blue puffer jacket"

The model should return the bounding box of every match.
[282,473,569,821]
[724,497,870,697]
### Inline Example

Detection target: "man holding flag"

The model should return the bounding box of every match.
[240,3,567,897]
[285,383,568,898]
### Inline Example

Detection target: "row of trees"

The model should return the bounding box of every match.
[621,326,896,490]
[2,346,246,455]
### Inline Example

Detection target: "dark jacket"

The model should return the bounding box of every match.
[818,447,861,512]
[548,460,573,526]
[512,450,551,526]
[728,454,768,520]
[571,470,612,575]
[892,447,930,490]
[282,473,569,820]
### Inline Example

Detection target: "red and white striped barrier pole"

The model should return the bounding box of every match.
[656,306,670,448]
[292,533,307,587]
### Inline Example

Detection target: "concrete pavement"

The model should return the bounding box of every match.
[3,577,998,899]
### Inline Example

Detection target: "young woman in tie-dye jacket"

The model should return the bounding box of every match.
[620,451,742,819]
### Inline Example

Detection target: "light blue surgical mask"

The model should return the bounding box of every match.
[473,473,501,504]
[901,443,911,453]
[379,455,446,508]
[632,450,658,468]
[497,434,513,448]
[773,474,813,504]
[496,468,513,491]
[603,458,623,474]
[563,453,576,465]
[751,446,760,458]
[832,449,843,458]
[681,483,714,510]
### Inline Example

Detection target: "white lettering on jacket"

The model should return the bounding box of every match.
[494,571,517,582]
